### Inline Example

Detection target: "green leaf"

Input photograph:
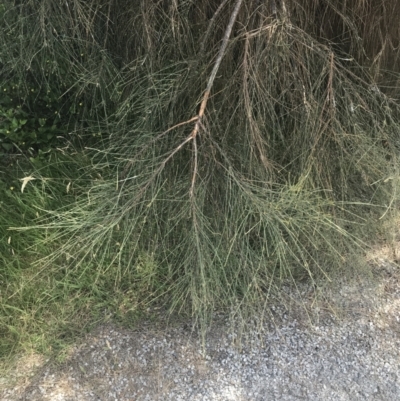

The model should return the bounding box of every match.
[1,143,13,151]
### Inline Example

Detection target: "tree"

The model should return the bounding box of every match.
[3,0,400,330]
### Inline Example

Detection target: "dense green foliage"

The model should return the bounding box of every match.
[0,76,67,152]
[0,0,400,364]
[0,0,117,153]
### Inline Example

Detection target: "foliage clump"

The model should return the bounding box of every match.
[1,0,400,346]
[0,0,118,153]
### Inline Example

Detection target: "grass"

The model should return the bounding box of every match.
[0,149,176,367]
[1,0,400,374]
[1,144,397,366]
[0,152,89,357]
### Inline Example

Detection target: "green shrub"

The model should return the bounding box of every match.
[0,1,117,154]
[0,68,78,153]
[2,0,400,358]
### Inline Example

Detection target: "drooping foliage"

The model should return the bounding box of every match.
[2,0,400,329]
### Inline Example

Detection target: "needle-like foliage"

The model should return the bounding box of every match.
[3,0,400,335]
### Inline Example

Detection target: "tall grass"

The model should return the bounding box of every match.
[1,0,400,356]
[0,150,152,363]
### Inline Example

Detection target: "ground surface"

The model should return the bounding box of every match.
[1,243,399,401]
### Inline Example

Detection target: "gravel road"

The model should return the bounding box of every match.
[1,254,399,401]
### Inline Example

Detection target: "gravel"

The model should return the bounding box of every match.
[1,256,399,401]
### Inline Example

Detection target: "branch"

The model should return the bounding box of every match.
[190,0,244,141]
[128,0,245,199]
[189,0,244,197]
[199,0,230,58]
